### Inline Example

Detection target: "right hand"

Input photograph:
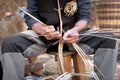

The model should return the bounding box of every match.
[32,23,62,40]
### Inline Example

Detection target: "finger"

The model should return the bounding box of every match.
[45,31,61,40]
[44,35,52,40]
[63,31,71,38]
[44,28,55,35]
[65,32,79,37]
[70,38,79,43]
[62,37,74,43]
[52,31,62,38]
[63,34,79,40]
[63,37,72,41]
[63,36,79,42]
[63,38,79,43]
[49,25,55,31]
[70,34,79,37]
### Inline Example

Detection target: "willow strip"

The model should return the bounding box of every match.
[74,43,105,78]
[79,33,119,41]
[72,43,97,79]
[57,0,65,73]
[56,72,93,80]
[74,43,101,78]
[72,43,100,80]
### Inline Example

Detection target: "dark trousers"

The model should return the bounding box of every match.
[1,29,119,80]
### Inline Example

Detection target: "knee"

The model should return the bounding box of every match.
[1,35,18,53]
[107,31,116,38]
[2,36,14,46]
[101,35,117,49]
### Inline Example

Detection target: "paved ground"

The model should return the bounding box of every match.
[38,54,120,80]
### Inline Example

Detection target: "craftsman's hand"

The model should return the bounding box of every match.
[32,23,62,40]
[62,28,80,43]
[62,20,88,43]
[43,25,62,40]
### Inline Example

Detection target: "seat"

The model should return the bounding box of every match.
[56,52,88,80]
[26,51,89,80]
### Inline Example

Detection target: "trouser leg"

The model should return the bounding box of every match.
[93,38,118,80]
[1,53,25,80]
[84,29,119,80]
[1,30,47,80]
[68,29,119,80]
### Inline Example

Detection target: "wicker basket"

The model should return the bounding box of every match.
[96,1,120,39]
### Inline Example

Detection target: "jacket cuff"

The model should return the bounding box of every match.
[77,15,90,23]
[26,18,38,29]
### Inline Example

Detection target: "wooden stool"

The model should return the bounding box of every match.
[27,52,88,80]
[53,52,88,80]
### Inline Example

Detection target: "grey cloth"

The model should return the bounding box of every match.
[1,30,119,80]
[1,53,25,80]
[94,44,119,80]
[1,30,48,80]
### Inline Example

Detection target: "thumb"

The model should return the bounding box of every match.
[49,25,55,31]
[63,32,70,39]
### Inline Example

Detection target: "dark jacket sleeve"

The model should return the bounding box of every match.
[77,0,91,23]
[24,0,39,29]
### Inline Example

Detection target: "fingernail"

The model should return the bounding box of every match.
[63,37,65,40]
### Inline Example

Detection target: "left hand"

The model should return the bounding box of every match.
[62,28,80,43]
[61,20,88,43]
